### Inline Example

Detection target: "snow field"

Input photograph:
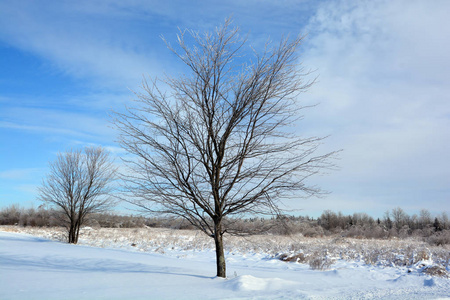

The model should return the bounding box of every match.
[3,226,448,274]
[1,228,450,299]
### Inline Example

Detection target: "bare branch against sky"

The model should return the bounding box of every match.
[0,1,449,218]
[114,19,337,277]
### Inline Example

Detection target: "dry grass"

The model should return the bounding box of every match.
[2,225,449,275]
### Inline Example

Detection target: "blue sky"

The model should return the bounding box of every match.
[0,0,449,218]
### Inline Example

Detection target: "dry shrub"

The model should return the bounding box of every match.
[279,252,307,263]
[302,226,324,238]
[308,251,335,270]
[345,225,364,239]
[363,249,379,265]
[365,226,388,239]
[422,265,449,277]
[427,230,450,246]
[414,249,431,263]
[391,255,408,267]
[399,225,411,239]
[278,253,289,261]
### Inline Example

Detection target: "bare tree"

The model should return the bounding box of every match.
[114,19,336,277]
[419,209,432,229]
[39,147,117,243]
[391,207,409,229]
[440,212,449,230]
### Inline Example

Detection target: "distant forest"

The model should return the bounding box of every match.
[0,205,448,246]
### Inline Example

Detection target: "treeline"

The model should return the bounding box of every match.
[1,205,449,245]
[0,205,57,227]
[317,207,449,235]
[0,205,199,229]
[312,208,448,246]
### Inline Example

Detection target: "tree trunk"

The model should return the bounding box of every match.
[74,225,80,244]
[213,221,226,278]
[67,217,82,244]
[68,224,76,244]
[74,218,81,244]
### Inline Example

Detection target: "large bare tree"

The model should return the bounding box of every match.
[39,146,117,243]
[114,19,336,277]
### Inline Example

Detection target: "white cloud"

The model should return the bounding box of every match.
[300,0,450,214]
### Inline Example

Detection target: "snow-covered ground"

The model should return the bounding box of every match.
[1,227,449,299]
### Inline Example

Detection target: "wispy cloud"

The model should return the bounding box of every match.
[0,0,319,90]
[15,184,39,195]
[0,106,114,140]
[0,168,41,180]
[0,1,170,89]
[0,121,91,138]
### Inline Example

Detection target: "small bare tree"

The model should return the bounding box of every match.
[114,19,336,277]
[39,146,117,243]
